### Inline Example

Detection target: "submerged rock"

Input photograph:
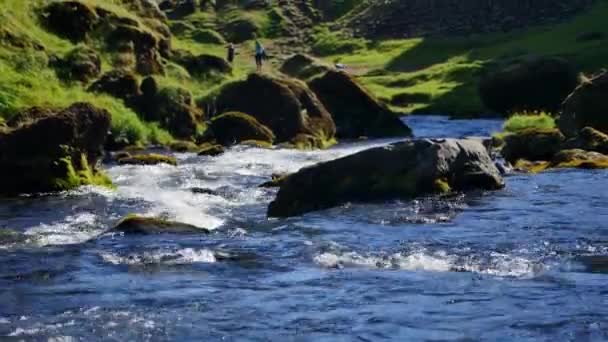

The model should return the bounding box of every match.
[268,138,504,217]
[117,153,177,166]
[214,73,336,145]
[0,103,112,195]
[559,71,608,137]
[113,215,210,234]
[479,56,579,115]
[308,70,412,139]
[501,129,565,164]
[207,112,275,146]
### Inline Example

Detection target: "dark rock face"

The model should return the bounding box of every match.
[54,46,102,83]
[214,73,336,144]
[501,129,565,164]
[172,49,232,76]
[563,127,608,154]
[280,53,331,79]
[479,56,579,115]
[559,71,608,137]
[40,1,99,42]
[268,138,504,217]
[346,0,595,39]
[108,24,165,75]
[112,215,209,235]
[207,112,275,146]
[309,70,412,139]
[89,70,141,101]
[0,103,111,195]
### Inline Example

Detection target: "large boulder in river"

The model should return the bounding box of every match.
[308,70,412,139]
[479,56,579,115]
[562,127,608,154]
[0,103,112,195]
[214,73,336,144]
[268,138,504,218]
[206,112,275,146]
[501,128,565,164]
[559,71,608,137]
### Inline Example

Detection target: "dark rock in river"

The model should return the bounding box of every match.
[113,215,210,234]
[308,70,412,139]
[0,103,112,195]
[214,73,336,145]
[479,56,579,115]
[118,153,177,166]
[206,112,275,146]
[549,149,608,169]
[562,127,608,154]
[197,143,225,156]
[559,70,608,137]
[268,138,504,217]
[501,129,565,164]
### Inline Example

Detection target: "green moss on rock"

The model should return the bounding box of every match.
[118,153,177,166]
[197,143,225,156]
[113,214,210,235]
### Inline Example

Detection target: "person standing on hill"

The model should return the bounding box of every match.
[227,43,235,63]
[254,40,266,72]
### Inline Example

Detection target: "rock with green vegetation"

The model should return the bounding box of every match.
[136,85,200,139]
[563,127,608,154]
[479,56,579,115]
[172,49,232,76]
[239,140,273,149]
[222,18,260,43]
[5,106,58,127]
[107,24,165,75]
[214,73,336,145]
[112,215,210,235]
[89,70,141,101]
[40,1,99,42]
[501,128,565,164]
[280,53,331,80]
[169,140,199,152]
[268,138,504,217]
[198,143,225,156]
[207,112,275,146]
[0,103,112,195]
[117,153,177,166]
[308,70,412,139]
[549,149,608,169]
[191,29,226,44]
[54,45,102,83]
[120,0,167,20]
[559,71,608,137]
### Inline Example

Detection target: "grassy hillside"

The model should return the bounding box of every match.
[321,0,608,116]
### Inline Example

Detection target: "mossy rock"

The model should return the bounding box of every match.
[40,1,99,42]
[172,49,232,76]
[214,73,336,144]
[169,140,199,152]
[208,112,275,146]
[309,70,412,139]
[191,29,226,44]
[563,127,608,154]
[479,56,579,115]
[54,45,101,83]
[113,215,210,235]
[280,53,331,80]
[197,143,225,156]
[89,70,140,101]
[239,140,273,149]
[0,103,113,194]
[222,18,260,43]
[118,153,177,166]
[390,92,432,106]
[501,128,565,164]
[549,149,608,169]
[259,173,289,188]
[559,71,608,137]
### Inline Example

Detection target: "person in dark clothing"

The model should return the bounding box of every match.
[227,43,235,63]
[254,40,265,72]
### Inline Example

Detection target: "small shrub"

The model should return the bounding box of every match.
[503,111,556,133]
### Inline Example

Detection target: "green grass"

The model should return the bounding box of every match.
[503,112,556,133]
[321,0,608,116]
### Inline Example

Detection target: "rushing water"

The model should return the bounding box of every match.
[1,116,607,341]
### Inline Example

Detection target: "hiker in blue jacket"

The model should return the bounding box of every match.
[254,40,266,72]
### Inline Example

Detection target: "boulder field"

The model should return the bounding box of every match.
[268,138,504,218]
[0,103,112,195]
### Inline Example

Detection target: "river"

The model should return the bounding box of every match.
[1,116,607,341]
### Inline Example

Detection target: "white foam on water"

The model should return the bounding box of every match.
[99,248,217,265]
[314,248,542,278]
[24,212,102,246]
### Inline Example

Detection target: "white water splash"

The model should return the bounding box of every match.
[314,249,543,278]
[100,248,217,265]
[24,212,102,246]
